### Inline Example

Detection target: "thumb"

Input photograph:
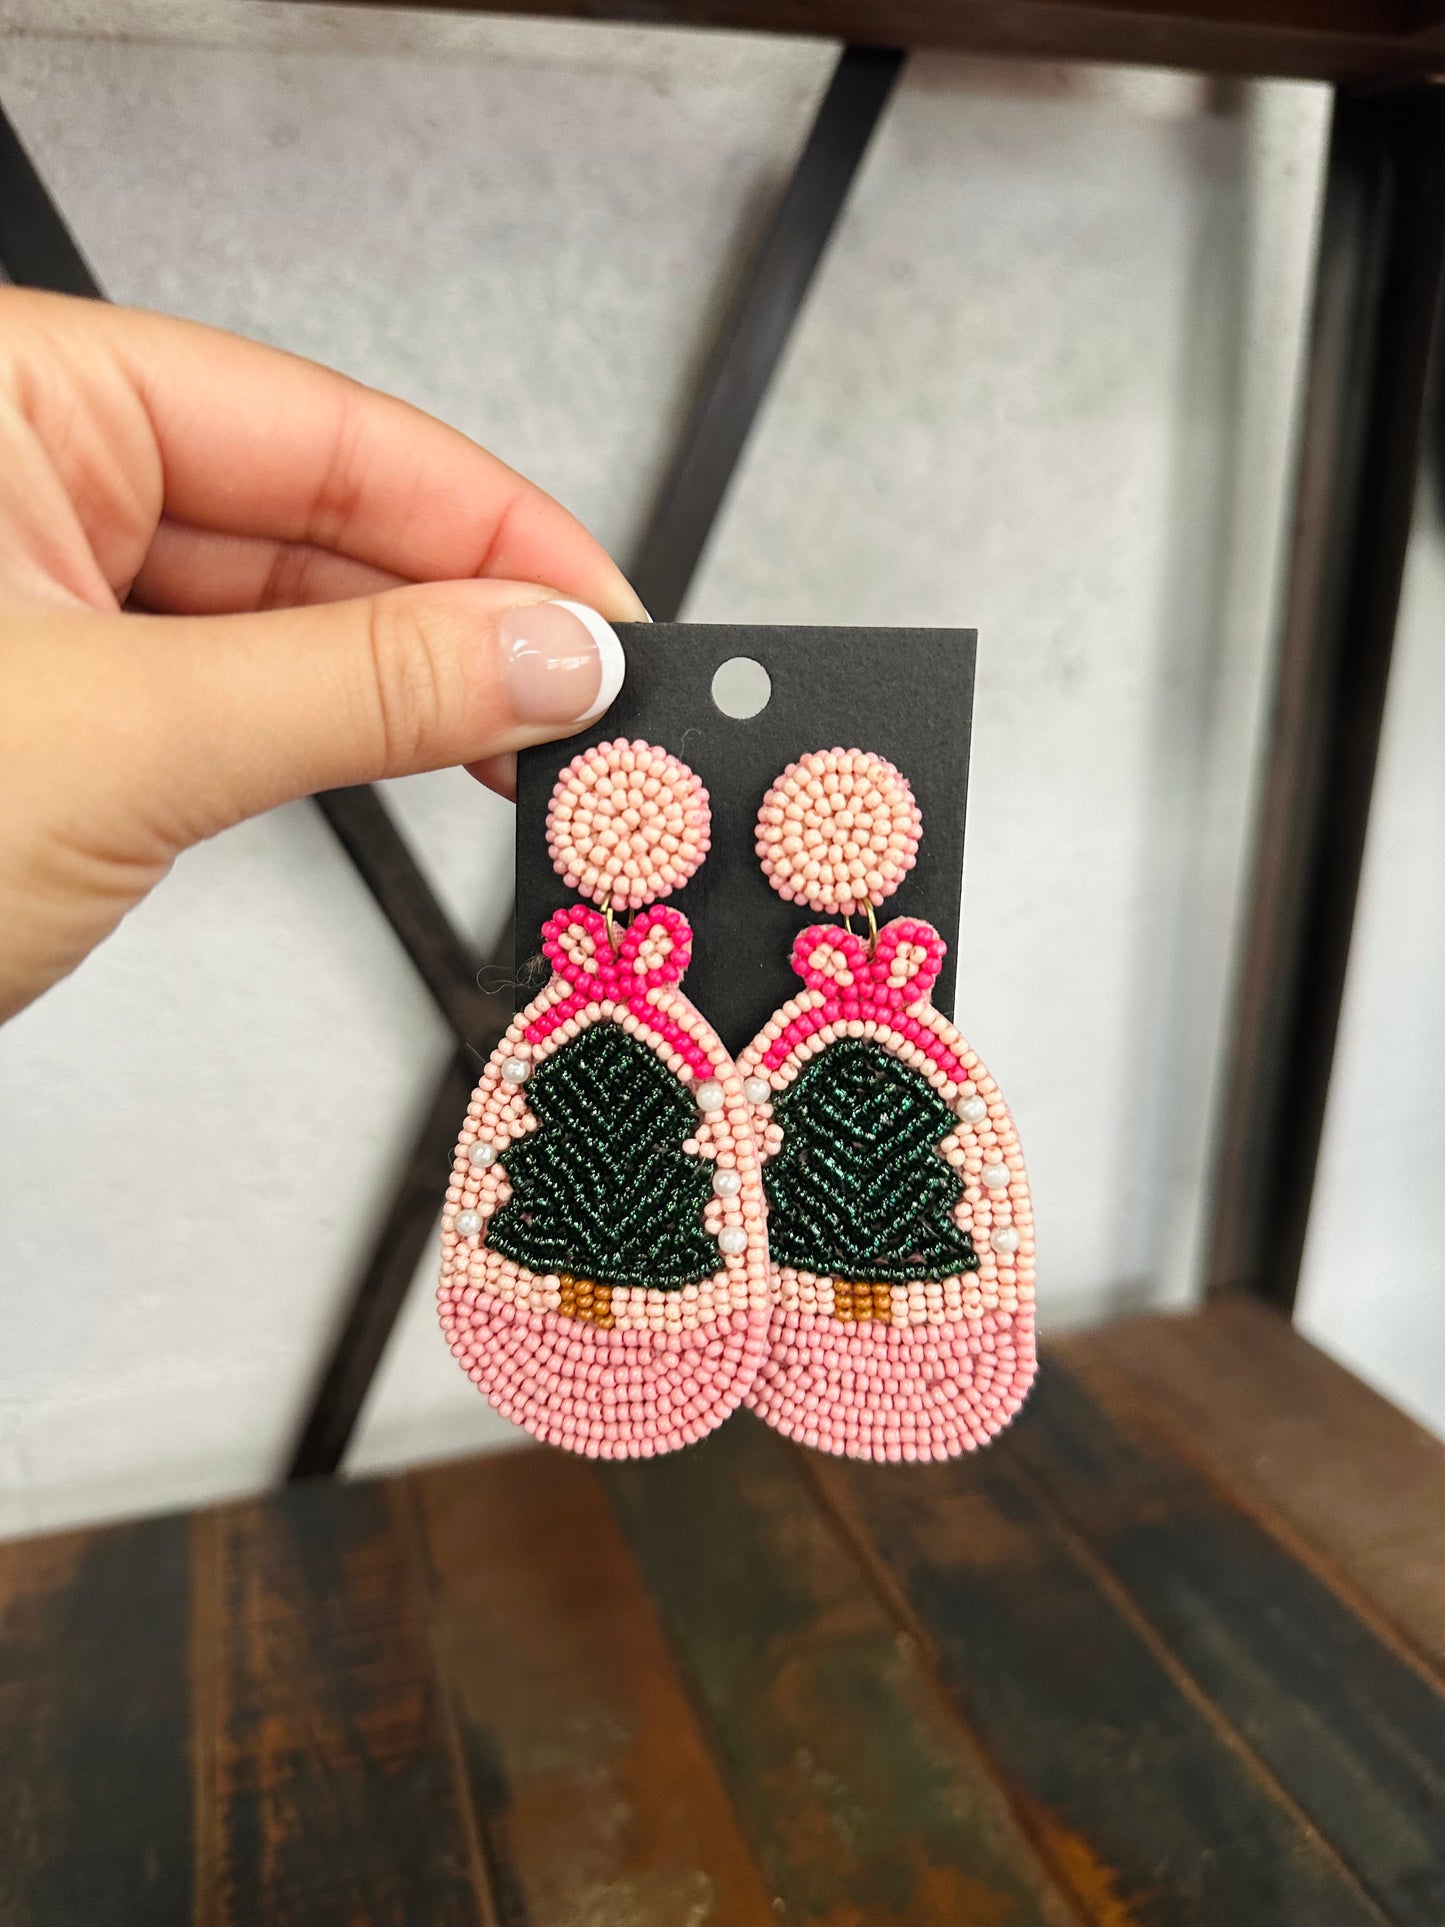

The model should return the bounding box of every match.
[108,579,626,843]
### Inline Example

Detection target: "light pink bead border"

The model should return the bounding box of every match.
[438,904,770,1458]
[737,918,1036,1462]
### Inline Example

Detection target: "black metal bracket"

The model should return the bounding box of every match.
[290,45,902,1475]
[0,107,497,1047]
[0,99,531,1445]
[12,52,1418,1457]
[0,104,100,296]
[311,786,508,1048]
[0,54,907,1476]
[1207,86,1445,1310]
[629,46,903,618]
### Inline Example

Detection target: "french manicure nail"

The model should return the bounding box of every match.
[502,599,625,727]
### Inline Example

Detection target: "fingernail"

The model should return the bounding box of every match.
[502,599,625,727]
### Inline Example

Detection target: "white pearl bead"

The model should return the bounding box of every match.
[455,1210,483,1237]
[958,1095,988,1125]
[981,1163,1010,1190]
[991,1226,1020,1254]
[743,1076,771,1104]
[468,1141,498,1168]
[501,1056,529,1084]
[696,1080,725,1113]
[717,1227,748,1255]
[712,1167,742,1197]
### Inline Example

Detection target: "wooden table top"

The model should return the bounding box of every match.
[1,1293,1442,1926]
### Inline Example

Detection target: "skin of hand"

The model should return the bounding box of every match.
[0,289,645,1025]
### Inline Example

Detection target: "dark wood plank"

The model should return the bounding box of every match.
[412,1448,777,1925]
[605,1415,1083,1927]
[311,0,1445,85]
[1003,1354,1445,1925]
[191,1478,486,1927]
[821,1430,1392,1926]
[0,1513,192,1926]
[1083,1296,1445,1674]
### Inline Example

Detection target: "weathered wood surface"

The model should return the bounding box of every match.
[604,1411,1082,1926]
[1,1298,1443,1925]
[0,1513,192,1924]
[412,1447,778,1925]
[822,1351,1445,1924]
[1085,1294,1445,1674]
[190,1479,484,1926]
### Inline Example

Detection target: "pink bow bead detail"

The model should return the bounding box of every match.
[761,917,962,1081]
[791,918,946,1011]
[526,904,713,1079]
[542,903,692,997]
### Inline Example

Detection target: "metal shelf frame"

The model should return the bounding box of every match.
[1,31,1438,1470]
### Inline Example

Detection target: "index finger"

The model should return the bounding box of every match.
[72,296,646,620]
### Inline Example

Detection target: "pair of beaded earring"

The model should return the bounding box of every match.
[437,740,1035,1463]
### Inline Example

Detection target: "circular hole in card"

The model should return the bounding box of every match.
[711,656,772,720]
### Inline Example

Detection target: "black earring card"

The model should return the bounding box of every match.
[515,625,976,1055]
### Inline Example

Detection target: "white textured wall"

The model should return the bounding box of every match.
[0,7,1340,1534]
[1296,496,1445,1439]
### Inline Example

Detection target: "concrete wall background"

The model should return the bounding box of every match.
[1296,491,1445,1438]
[2,6,1421,1540]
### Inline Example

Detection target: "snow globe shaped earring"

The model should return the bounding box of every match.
[738,748,1037,1462]
[437,739,771,1459]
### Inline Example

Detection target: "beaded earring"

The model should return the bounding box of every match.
[437,739,771,1459]
[737,748,1036,1462]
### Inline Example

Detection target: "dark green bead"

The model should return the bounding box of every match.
[487,1020,718,1292]
[764,1037,979,1284]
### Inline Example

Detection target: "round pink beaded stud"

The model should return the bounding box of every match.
[549,739,711,911]
[755,748,920,916]
[738,749,1036,1463]
[439,741,769,1460]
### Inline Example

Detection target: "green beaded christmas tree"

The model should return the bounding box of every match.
[764,1037,980,1282]
[487,1020,720,1290]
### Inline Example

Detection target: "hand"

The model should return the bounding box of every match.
[0,290,643,1023]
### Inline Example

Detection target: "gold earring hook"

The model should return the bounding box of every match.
[842,900,880,956]
[600,893,623,955]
